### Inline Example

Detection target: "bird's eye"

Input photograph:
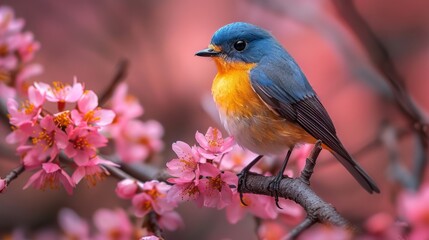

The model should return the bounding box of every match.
[233,40,246,51]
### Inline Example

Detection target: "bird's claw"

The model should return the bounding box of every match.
[237,170,249,206]
[268,174,284,209]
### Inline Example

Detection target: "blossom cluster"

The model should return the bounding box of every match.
[0,6,42,99]
[115,179,183,234]
[105,83,164,163]
[8,208,149,240]
[165,127,305,230]
[5,79,116,194]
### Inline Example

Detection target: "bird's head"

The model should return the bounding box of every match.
[196,22,280,71]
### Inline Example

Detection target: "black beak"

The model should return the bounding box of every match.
[195,47,221,57]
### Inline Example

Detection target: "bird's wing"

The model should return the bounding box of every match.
[249,58,339,149]
[250,59,380,193]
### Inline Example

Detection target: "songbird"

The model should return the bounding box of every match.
[195,22,380,204]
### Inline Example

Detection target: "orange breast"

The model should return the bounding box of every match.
[211,60,263,117]
[210,59,316,153]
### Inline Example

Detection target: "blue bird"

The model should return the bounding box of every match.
[196,22,380,204]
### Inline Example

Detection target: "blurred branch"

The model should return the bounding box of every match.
[332,0,428,190]
[286,218,316,240]
[143,211,164,239]
[99,59,129,107]
[1,164,25,190]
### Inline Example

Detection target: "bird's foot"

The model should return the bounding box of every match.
[268,173,284,209]
[237,169,250,206]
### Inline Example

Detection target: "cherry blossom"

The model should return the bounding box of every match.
[132,180,175,217]
[71,156,117,185]
[71,89,115,127]
[93,208,133,240]
[198,163,237,209]
[64,126,108,165]
[0,178,6,193]
[166,141,201,181]
[116,179,140,199]
[23,162,75,194]
[195,127,234,159]
[58,208,90,240]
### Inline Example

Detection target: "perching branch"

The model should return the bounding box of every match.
[241,173,350,227]
[239,141,350,239]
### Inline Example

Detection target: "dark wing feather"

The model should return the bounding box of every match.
[250,59,380,193]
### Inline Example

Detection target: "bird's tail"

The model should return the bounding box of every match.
[329,148,380,194]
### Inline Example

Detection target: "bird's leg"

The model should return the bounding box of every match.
[237,155,263,206]
[269,146,295,209]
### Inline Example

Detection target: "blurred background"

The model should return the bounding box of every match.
[1,0,428,239]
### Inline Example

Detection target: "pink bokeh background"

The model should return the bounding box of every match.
[1,0,428,239]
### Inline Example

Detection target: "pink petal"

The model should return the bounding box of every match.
[78,90,98,113]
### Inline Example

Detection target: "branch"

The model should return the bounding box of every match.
[241,173,350,228]
[332,0,428,190]
[299,140,322,185]
[286,218,316,240]
[98,59,129,107]
[1,164,25,191]
[143,211,164,239]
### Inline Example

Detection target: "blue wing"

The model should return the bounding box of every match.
[250,56,380,193]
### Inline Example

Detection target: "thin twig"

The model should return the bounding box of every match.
[299,140,322,185]
[99,59,129,107]
[143,211,164,239]
[285,217,317,240]
[2,164,25,189]
[332,0,428,191]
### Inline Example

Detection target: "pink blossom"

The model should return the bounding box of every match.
[298,225,352,240]
[115,179,139,199]
[110,82,143,120]
[0,7,24,34]
[34,79,83,111]
[93,208,133,240]
[112,119,164,163]
[30,115,68,157]
[15,64,43,96]
[195,127,234,159]
[23,162,75,194]
[257,220,288,240]
[198,163,237,209]
[0,82,16,100]
[158,210,184,231]
[71,90,115,127]
[399,185,429,239]
[226,192,278,224]
[71,156,117,185]
[132,181,176,217]
[6,121,33,145]
[166,180,202,205]
[11,115,68,168]
[140,236,160,240]
[64,127,108,165]
[361,212,406,240]
[219,145,260,172]
[166,141,201,181]
[6,97,40,127]
[58,208,90,240]
[0,178,6,193]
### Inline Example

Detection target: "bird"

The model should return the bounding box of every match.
[195,22,380,205]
